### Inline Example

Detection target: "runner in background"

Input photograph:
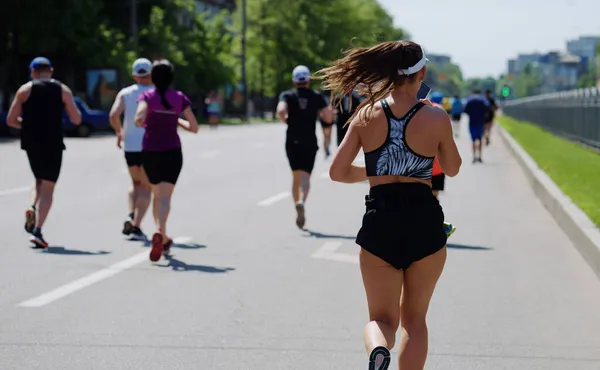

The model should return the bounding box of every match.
[109,58,154,241]
[484,89,498,146]
[318,89,333,158]
[6,57,81,248]
[205,90,221,129]
[463,89,489,163]
[335,90,362,146]
[276,65,333,229]
[429,92,456,237]
[450,94,463,138]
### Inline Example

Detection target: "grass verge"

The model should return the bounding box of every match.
[498,116,600,227]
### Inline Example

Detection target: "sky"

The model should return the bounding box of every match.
[377,0,600,79]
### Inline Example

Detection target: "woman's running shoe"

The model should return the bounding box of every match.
[368,346,391,370]
[29,228,48,249]
[24,207,35,234]
[149,233,164,262]
[163,238,173,257]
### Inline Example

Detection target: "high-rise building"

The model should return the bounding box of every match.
[566,36,600,66]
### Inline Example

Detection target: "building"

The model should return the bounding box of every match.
[515,53,542,72]
[566,36,600,66]
[507,59,516,75]
[538,52,581,94]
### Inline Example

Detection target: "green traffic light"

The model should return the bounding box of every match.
[501,86,510,97]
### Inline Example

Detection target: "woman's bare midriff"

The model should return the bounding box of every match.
[368,174,431,188]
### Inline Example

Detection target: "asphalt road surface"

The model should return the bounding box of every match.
[0,120,599,370]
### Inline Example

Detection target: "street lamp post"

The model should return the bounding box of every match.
[130,0,138,50]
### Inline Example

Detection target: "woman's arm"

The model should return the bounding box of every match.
[134,100,148,127]
[329,118,366,183]
[180,107,199,134]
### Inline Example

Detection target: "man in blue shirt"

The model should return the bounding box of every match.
[463,89,489,163]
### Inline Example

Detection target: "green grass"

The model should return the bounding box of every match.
[498,116,600,227]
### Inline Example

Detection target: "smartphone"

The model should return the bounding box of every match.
[417,82,432,100]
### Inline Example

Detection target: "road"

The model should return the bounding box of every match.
[0,121,599,370]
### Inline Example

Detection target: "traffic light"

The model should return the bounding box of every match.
[501,85,511,98]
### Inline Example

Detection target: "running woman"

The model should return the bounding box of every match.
[109,58,154,241]
[463,89,489,163]
[484,89,498,146]
[319,40,462,370]
[6,57,81,248]
[276,65,333,229]
[134,60,199,262]
[450,94,463,138]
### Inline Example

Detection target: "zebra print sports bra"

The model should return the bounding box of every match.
[364,100,434,179]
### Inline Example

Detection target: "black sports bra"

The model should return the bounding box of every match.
[364,100,434,179]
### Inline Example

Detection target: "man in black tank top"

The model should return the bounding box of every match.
[335,90,363,146]
[276,65,333,229]
[6,57,81,248]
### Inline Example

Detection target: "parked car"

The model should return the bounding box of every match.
[64,97,111,137]
[0,97,110,138]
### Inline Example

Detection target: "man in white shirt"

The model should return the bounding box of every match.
[109,58,154,240]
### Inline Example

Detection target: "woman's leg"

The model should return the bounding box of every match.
[154,182,175,243]
[360,248,404,368]
[398,247,446,370]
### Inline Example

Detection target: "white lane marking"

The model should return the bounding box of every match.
[173,236,192,244]
[311,242,358,264]
[199,150,220,159]
[18,251,149,308]
[250,143,265,148]
[0,186,30,197]
[257,191,291,206]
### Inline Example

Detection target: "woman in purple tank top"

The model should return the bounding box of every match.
[134,59,199,262]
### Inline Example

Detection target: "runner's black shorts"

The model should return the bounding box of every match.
[142,148,183,185]
[125,151,143,167]
[451,114,461,121]
[431,174,445,191]
[26,149,63,183]
[356,182,447,270]
[285,140,318,174]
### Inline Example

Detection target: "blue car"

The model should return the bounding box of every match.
[0,97,110,138]
[64,97,111,137]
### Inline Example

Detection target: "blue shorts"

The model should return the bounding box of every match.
[469,124,485,141]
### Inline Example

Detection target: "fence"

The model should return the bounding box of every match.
[502,87,600,149]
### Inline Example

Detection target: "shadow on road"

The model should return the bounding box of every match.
[303,229,356,240]
[447,243,492,251]
[41,246,111,255]
[160,255,235,273]
[141,240,206,250]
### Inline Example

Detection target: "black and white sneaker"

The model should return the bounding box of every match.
[368,346,391,370]
[29,230,48,249]
[129,226,147,241]
[122,215,134,236]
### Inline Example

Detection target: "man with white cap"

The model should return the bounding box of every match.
[276,65,333,229]
[6,57,81,248]
[109,58,155,240]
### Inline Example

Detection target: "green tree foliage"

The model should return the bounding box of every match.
[425,62,464,96]
[241,0,407,96]
[0,0,235,98]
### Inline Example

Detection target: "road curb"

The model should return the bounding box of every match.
[498,125,600,278]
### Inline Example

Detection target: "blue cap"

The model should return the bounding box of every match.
[292,65,311,83]
[132,58,152,76]
[30,57,52,70]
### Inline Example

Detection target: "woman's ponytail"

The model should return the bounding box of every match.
[151,60,174,110]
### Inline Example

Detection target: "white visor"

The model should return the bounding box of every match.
[398,49,429,76]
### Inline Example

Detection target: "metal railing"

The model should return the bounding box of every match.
[502,87,600,149]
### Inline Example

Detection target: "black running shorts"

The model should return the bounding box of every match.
[285,140,318,174]
[356,182,447,270]
[124,151,143,167]
[141,148,183,185]
[431,174,446,191]
[26,149,63,183]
